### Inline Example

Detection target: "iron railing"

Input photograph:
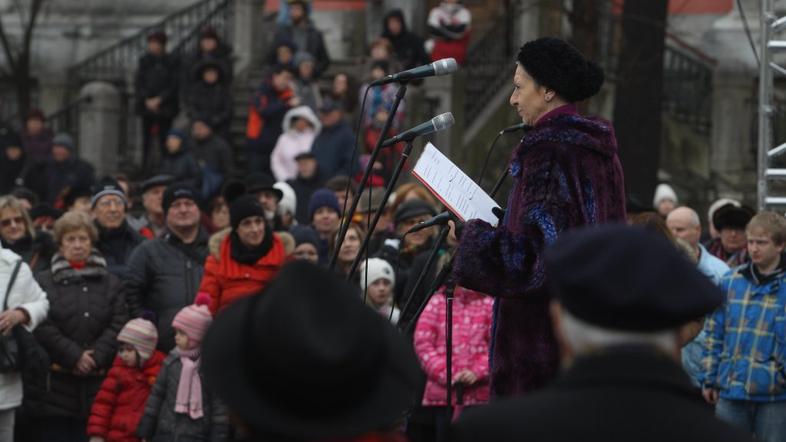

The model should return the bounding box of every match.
[598,13,715,136]
[47,95,93,153]
[68,0,230,87]
[662,37,714,135]
[463,10,517,126]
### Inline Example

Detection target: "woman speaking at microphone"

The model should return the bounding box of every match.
[452,37,627,398]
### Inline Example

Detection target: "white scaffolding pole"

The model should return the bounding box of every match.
[759,0,774,210]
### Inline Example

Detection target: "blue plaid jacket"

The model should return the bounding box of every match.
[703,260,786,402]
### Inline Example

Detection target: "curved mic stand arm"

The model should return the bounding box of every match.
[329,82,408,271]
[346,140,416,282]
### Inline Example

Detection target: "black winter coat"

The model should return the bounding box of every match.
[181,43,234,92]
[286,171,325,225]
[43,157,96,204]
[191,134,234,178]
[124,230,209,352]
[310,121,356,180]
[159,148,202,190]
[0,151,43,196]
[270,22,330,76]
[452,347,754,442]
[135,53,180,119]
[185,80,233,135]
[94,220,146,279]
[382,9,431,73]
[29,252,128,419]
[137,352,228,442]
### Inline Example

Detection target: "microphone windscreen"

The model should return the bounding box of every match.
[432,58,458,76]
[433,113,455,131]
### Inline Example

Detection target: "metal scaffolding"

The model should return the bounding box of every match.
[759,0,786,209]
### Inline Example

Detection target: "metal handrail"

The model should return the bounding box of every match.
[68,0,230,86]
[599,14,714,135]
[463,19,516,126]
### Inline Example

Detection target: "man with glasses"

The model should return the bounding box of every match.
[91,177,146,278]
[123,183,209,351]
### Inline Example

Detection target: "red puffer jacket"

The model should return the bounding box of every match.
[87,351,166,442]
[200,231,287,315]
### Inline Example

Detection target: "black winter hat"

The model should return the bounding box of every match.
[162,183,200,214]
[202,261,423,440]
[517,37,605,103]
[545,225,723,332]
[712,204,756,231]
[245,172,283,201]
[91,176,128,208]
[394,199,436,224]
[230,194,266,230]
[290,225,320,247]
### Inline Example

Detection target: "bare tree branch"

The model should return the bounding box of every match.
[22,0,44,56]
[0,13,18,73]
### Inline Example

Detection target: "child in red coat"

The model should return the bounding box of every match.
[87,318,165,442]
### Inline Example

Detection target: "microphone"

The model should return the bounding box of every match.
[381,113,455,147]
[370,58,458,86]
[405,211,453,235]
[499,122,532,135]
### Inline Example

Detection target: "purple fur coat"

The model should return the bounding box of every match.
[453,104,626,397]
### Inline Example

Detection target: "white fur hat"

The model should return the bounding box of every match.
[358,258,395,291]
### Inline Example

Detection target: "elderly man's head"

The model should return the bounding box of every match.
[545,226,723,367]
[666,207,701,250]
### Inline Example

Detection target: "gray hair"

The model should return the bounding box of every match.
[560,309,678,356]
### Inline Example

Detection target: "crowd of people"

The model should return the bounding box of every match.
[0,1,782,441]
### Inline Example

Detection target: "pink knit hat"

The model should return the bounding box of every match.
[117,318,158,363]
[172,293,213,348]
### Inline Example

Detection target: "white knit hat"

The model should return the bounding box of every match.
[358,258,395,292]
[653,183,678,208]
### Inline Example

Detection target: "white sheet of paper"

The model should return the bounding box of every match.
[412,142,500,226]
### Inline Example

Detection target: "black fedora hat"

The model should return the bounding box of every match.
[244,172,283,201]
[202,261,423,440]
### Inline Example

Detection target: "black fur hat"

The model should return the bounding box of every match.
[517,37,604,103]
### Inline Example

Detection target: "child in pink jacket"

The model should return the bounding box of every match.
[413,285,493,440]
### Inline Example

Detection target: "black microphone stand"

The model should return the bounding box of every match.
[398,214,452,328]
[345,139,416,282]
[329,82,408,271]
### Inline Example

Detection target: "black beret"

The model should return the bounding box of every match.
[162,183,200,214]
[517,37,605,103]
[712,204,756,231]
[545,225,723,332]
[394,199,436,224]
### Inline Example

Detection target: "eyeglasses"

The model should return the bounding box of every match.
[0,216,24,227]
[96,198,125,209]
